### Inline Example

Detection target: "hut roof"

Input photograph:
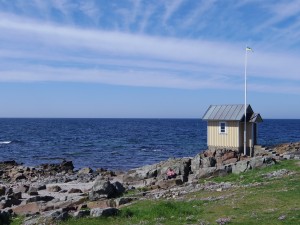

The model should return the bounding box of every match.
[202,104,262,122]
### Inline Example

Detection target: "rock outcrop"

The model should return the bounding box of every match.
[0,141,298,224]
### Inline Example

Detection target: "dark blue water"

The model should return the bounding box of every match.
[0,119,299,170]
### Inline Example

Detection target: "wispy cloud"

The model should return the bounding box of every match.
[180,0,216,29]
[1,2,300,95]
[162,0,184,24]
[79,1,101,24]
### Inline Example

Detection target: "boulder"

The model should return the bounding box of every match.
[232,156,275,174]
[200,157,216,168]
[36,184,47,191]
[250,156,275,169]
[222,158,238,165]
[27,186,38,196]
[50,196,86,210]
[123,164,158,182]
[191,153,201,172]
[89,180,117,200]
[13,202,42,215]
[123,157,191,183]
[0,186,6,196]
[232,160,250,174]
[196,167,218,178]
[78,167,93,174]
[47,185,62,192]
[25,196,54,204]
[221,150,238,161]
[14,184,29,193]
[90,207,119,217]
[193,165,232,179]
[157,178,183,189]
[112,181,125,195]
[38,209,69,223]
[60,160,74,172]
[203,149,216,157]
[68,188,83,194]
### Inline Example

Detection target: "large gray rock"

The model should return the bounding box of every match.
[25,196,54,204]
[157,178,183,189]
[123,157,191,183]
[232,160,250,174]
[78,167,93,174]
[201,157,217,168]
[123,164,158,182]
[47,185,62,192]
[27,186,38,196]
[157,158,192,182]
[232,156,275,174]
[37,209,69,223]
[89,179,124,200]
[250,156,275,168]
[13,184,29,193]
[113,181,125,195]
[191,153,202,172]
[90,207,119,217]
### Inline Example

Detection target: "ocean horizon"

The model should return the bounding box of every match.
[1,118,300,171]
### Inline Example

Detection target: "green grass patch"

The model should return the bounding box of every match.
[209,160,300,185]
[10,216,24,225]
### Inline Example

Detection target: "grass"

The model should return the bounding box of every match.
[12,160,300,225]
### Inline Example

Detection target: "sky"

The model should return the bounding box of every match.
[0,0,300,118]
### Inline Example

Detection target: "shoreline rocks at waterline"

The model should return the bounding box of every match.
[0,142,299,224]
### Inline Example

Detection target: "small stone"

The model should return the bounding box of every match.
[27,187,39,196]
[278,215,286,220]
[68,188,83,194]
[37,184,46,190]
[216,217,231,225]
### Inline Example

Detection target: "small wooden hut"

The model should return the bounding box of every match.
[202,104,263,154]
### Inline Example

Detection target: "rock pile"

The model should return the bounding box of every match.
[0,160,124,224]
[1,141,298,224]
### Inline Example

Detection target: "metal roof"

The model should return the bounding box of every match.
[202,104,255,121]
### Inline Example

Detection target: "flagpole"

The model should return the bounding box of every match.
[244,48,248,156]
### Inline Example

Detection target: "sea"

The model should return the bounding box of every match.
[0,119,299,171]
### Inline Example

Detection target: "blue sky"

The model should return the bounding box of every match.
[0,0,300,118]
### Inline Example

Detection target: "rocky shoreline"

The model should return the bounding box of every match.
[0,142,299,225]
